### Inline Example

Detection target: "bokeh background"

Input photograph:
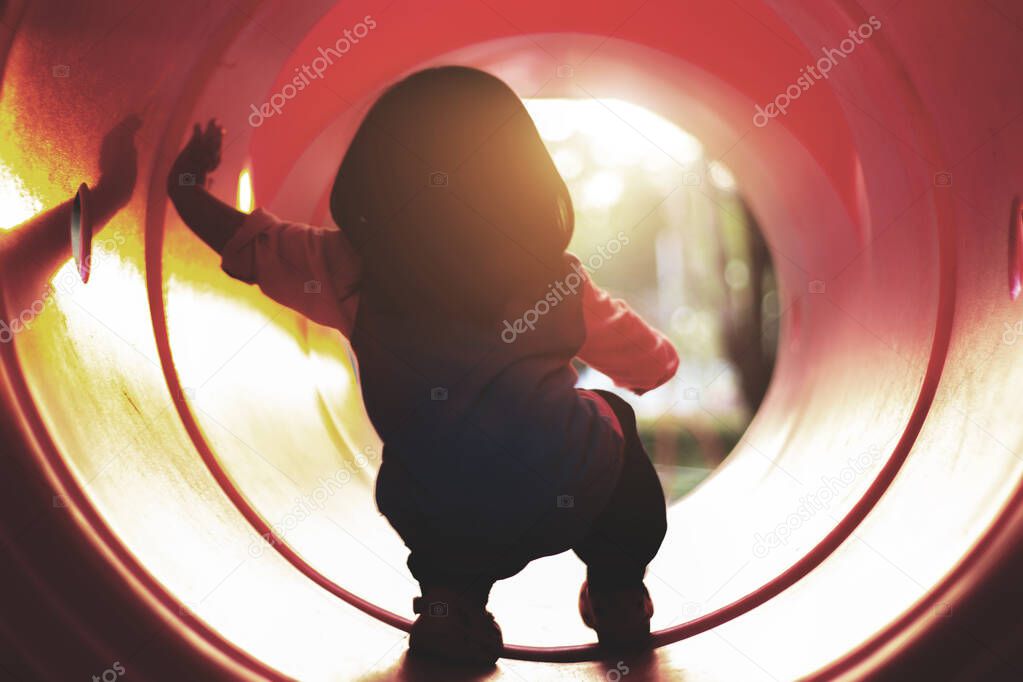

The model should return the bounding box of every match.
[525,98,778,499]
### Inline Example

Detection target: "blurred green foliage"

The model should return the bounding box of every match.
[528,98,778,499]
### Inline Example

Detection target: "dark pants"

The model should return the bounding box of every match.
[402,390,668,605]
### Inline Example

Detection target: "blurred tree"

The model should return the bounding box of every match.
[717,199,776,412]
[531,97,780,496]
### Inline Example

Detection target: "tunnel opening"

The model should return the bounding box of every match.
[148,24,924,662]
[521,96,780,502]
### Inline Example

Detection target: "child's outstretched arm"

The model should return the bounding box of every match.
[166,120,245,252]
[167,120,360,335]
[574,257,679,395]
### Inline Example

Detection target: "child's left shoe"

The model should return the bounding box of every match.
[578,580,654,650]
[409,587,503,666]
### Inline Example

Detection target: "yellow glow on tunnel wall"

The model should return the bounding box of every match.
[237,167,255,214]
[0,160,44,230]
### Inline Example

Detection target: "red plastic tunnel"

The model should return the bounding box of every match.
[1,0,1022,680]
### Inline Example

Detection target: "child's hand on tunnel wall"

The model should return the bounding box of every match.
[165,120,245,254]
[168,119,224,194]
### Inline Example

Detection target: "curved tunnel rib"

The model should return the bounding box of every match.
[146,51,960,657]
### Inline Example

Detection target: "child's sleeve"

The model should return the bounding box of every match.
[220,208,360,336]
[575,258,679,395]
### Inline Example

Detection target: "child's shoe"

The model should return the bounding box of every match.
[409,587,503,666]
[578,580,654,650]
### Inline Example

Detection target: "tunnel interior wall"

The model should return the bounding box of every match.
[0,1,1021,680]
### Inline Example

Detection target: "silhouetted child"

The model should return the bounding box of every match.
[169,66,677,665]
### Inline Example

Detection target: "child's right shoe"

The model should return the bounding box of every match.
[408,586,503,667]
[578,580,654,650]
